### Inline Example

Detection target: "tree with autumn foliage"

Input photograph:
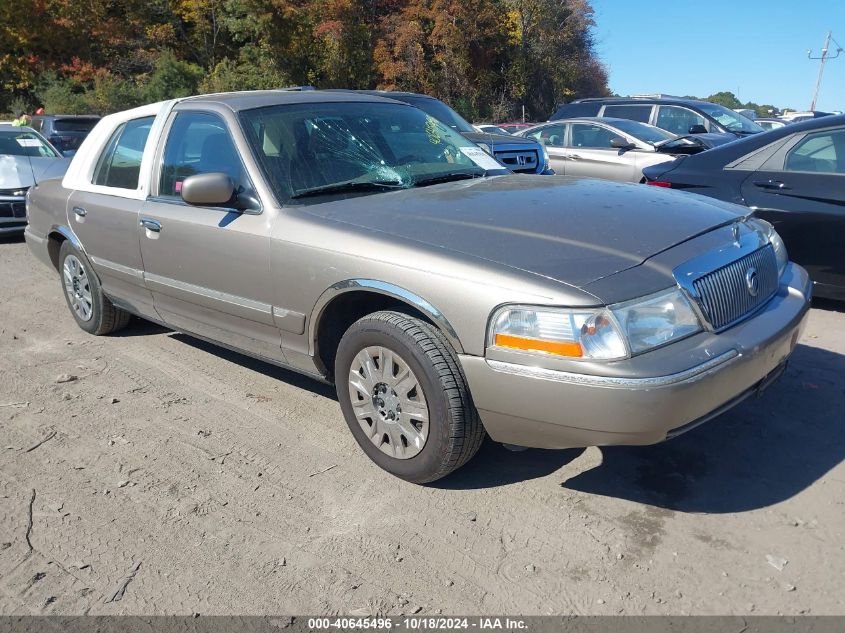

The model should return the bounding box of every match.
[1,0,608,121]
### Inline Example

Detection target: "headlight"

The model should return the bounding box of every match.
[489,289,702,361]
[611,288,701,355]
[768,227,788,277]
[489,305,627,360]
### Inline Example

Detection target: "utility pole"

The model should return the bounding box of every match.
[808,31,843,111]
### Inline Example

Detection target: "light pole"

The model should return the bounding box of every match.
[808,31,843,111]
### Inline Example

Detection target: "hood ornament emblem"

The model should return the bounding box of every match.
[732,223,741,246]
[746,266,759,297]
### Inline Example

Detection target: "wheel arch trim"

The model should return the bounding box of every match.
[46,224,87,270]
[309,279,464,355]
[49,224,86,254]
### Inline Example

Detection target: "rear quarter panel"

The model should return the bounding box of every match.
[27,177,73,242]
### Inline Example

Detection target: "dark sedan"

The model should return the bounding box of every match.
[643,115,845,300]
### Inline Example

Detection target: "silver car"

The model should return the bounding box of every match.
[518,117,716,182]
[1,124,67,235]
[25,91,811,483]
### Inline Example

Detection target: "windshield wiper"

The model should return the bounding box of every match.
[290,179,405,199]
[413,171,485,188]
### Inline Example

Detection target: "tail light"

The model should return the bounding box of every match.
[646,180,672,188]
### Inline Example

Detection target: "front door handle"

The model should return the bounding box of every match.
[568,154,582,160]
[139,218,162,233]
[72,206,87,217]
[753,180,791,191]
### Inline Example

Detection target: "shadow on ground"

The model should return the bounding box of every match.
[169,331,337,399]
[557,344,845,513]
[813,297,845,314]
[437,345,845,514]
[112,316,845,511]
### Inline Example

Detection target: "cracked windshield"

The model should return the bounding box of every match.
[240,102,507,202]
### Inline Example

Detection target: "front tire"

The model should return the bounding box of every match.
[59,240,130,335]
[335,311,485,483]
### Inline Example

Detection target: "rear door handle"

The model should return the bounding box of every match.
[753,180,791,191]
[72,206,87,217]
[139,218,162,233]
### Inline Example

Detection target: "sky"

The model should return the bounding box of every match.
[591,0,845,112]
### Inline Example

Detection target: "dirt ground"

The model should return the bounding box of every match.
[1,234,844,616]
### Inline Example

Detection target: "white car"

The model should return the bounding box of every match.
[517,117,722,182]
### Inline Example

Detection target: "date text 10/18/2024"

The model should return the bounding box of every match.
[306,617,529,630]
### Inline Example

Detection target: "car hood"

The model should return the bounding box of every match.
[302,175,746,288]
[0,155,69,190]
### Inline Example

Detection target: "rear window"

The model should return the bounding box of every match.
[550,102,601,120]
[602,105,653,123]
[54,118,100,132]
[92,116,154,189]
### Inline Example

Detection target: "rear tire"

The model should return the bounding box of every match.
[335,311,485,483]
[58,241,131,335]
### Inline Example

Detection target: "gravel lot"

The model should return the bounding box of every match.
[1,234,844,616]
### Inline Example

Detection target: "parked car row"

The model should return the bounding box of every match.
[21,89,812,483]
[516,117,733,182]
[550,95,766,137]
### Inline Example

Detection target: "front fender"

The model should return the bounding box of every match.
[308,279,464,355]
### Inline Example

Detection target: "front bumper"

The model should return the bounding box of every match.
[459,263,812,449]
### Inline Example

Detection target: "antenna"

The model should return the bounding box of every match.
[808,31,843,111]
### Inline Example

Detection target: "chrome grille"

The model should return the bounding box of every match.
[692,244,778,331]
[494,149,539,173]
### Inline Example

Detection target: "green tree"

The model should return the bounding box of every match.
[705,91,743,109]
[141,50,204,102]
[201,45,290,92]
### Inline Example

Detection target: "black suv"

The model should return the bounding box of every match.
[29,115,100,156]
[550,96,764,138]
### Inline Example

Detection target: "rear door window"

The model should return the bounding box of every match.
[570,124,617,148]
[92,116,154,189]
[602,105,653,123]
[783,130,845,174]
[551,102,601,119]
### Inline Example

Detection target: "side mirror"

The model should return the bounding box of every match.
[181,172,235,207]
[610,137,635,150]
[688,124,708,134]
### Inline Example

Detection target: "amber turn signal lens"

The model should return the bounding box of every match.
[494,333,583,357]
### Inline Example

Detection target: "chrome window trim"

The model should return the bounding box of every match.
[487,350,739,389]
